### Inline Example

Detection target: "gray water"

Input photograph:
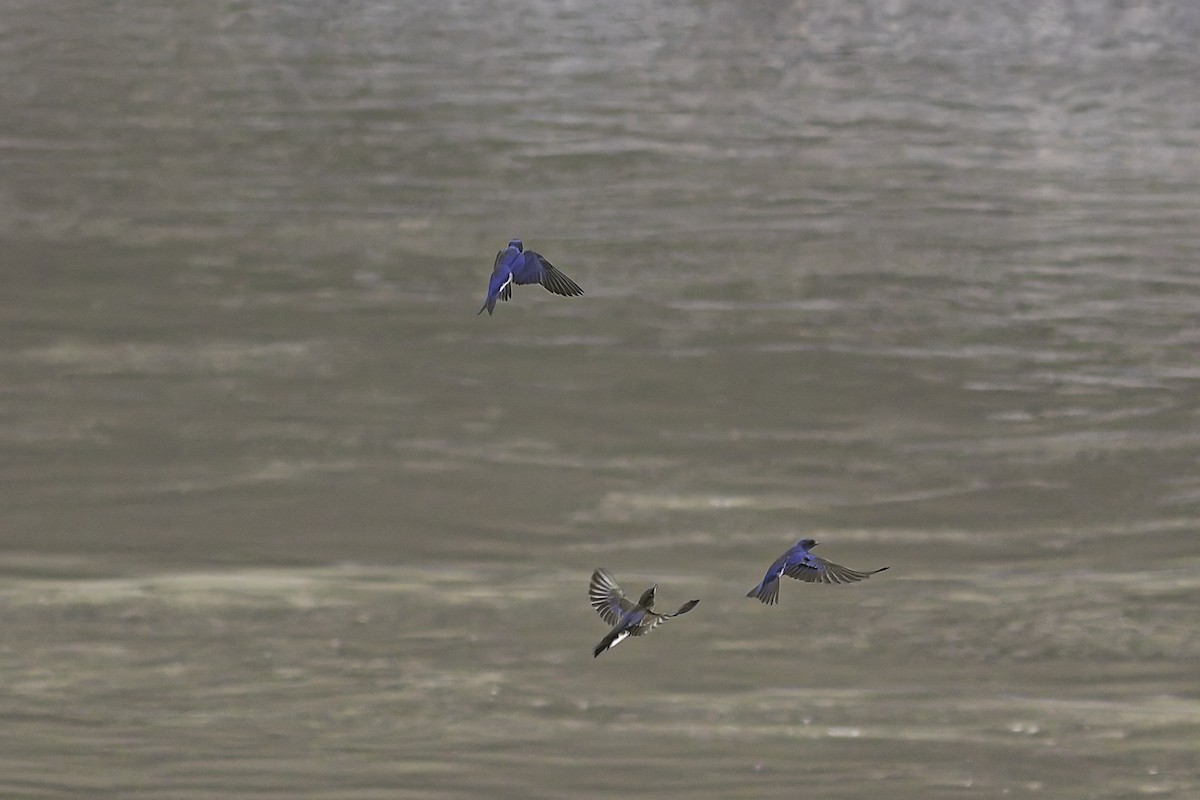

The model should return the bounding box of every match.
[2,1,1199,797]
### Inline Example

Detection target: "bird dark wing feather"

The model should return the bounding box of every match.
[784,558,888,584]
[542,267,583,298]
[589,568,637,626]
[541,265,583,297]
[519,251,584,297]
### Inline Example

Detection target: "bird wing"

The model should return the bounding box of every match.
[509,251,547,285]
[631,611,665,636]
[631,598,699,636]
[589,568,639,626]
[783,556,888,584]
[514,251,584,297]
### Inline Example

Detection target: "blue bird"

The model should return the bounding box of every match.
[746,538,888,605]
[477,239,583,315]
[589,568,699,658]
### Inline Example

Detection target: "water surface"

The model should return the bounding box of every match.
[2,1,1199,797]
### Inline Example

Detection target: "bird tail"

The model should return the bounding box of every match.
[746,579,780,605]
[477,297,494,316]
[593,629,630,658]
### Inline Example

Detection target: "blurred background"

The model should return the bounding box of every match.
[2,1,1198,797]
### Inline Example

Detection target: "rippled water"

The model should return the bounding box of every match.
[3,1,1199,797]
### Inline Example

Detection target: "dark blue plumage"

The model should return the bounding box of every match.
[477,239,583,315]
[746,538,888,605]
[589,568,699,657]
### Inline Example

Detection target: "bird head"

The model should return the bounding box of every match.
[507,239,523,251]
[637,585,657,608]
[799,538,818,549]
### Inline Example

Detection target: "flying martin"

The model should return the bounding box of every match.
[746,538,888,605]
[478,239,583,315]
[589,568,699,657]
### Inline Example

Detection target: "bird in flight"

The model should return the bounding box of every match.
[477,239,583,315]
[589,568,700,658]
[746,538,888,605]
